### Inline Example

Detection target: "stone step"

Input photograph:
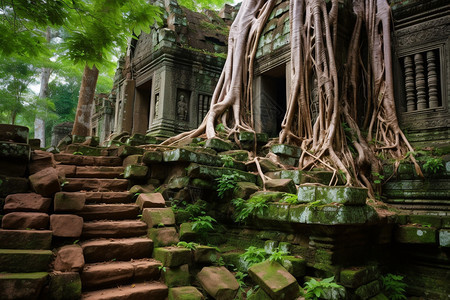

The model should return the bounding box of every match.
[77,204,140,221]
[81,282,168,300]
[0,229,52,250]
[62,178,129,192]
[0,272,48,300]
[0,249,53,272]
[85,191,134,204]
[57,165,125,179]
[81,259,162,290]
[54,153,122,166]
[81,238,153,263]
[1,212,49,230]
[82,220,147,238]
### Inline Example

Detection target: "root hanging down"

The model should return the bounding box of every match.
[162,0,420,197]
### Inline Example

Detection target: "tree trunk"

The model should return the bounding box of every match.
[35,27,52,148]
[72,64,99,137]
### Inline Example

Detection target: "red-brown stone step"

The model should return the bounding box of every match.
[84,192,133,204]
[81,282,168,300]
[54,153,122,166]
[77,204,140,221]
[0,229,52,250]
[1,212,49,230]
[62,178,129,192]
[82,220,147,238]
[81,238,153,263]
[74,166,125,179]
[81,259,161,290]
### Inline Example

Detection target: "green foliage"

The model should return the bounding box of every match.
[176,241,198,250]
[216,173,242,199]
[381,274,407,300]
[179,0,230,11]
[240,246,267,267]
[303,276,345,300]
[171,200,206,218]
[372,172,385,184]
[423,157,444,174]
[158,265,166,273]
[307,200,324,208]
[280,193,299,204]
[232,196,269,223]
[73,151,83,155]
[221,155,235,168]
[215,123,226,133]
[268,248,288,263]
[191,215,216,232]
[235,271,247,288]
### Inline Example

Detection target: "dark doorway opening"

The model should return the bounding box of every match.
[133,80,152,134]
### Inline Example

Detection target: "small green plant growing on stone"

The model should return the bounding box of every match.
[73,151,83,155]
[372,172,385,184]
[240,246,267,267]
[156,223,165,228]
[232,196,269,223]
[303,276,345,300]
[221,155,235,168]
[307,200,324,208]
[154,186,161,193]
[215,123,226,133]
[158,265,166,273]
[423,157,444,174]
[176,241,198,250]
[280,193,299,204]
[235,271,248,299]
[381,273,407,300]
[268,248,288,264]
[216,173,242,199]
[191,215,216,232]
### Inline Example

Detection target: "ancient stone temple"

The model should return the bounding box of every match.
[91,1,239,143]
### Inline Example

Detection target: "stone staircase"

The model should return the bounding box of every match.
[53,152,170,299]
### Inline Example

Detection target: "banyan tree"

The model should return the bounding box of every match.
[162,0,420,197]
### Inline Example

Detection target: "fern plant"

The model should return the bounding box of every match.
[280,193,299,204]
[423,157,444,174]
[381,273,407,300]
[216,173,242,199]
[176,241,198,250]
[240,246,267,267]
[268,248,288,263]
[303,276,345,300]
[232,196,269,223]
[191,215,216,232]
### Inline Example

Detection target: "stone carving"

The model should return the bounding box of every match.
[404,56,416,112]
[177,94,188,121]
[427,51,439,108]
[154,94,160,118]
[414,53,427,110]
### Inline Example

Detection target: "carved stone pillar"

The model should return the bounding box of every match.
[404,56,416,112]
[426,51,439,108]
[414,53,427,110]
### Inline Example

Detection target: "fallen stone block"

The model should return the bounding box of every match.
[50,214,83,238]
[179,223,197,242]
[265,170,304,185]
[289,205,378,225]
[187,164,257,183]
[29,150,55,175]
[163,148,222,167]
[271,144,301,158]
[297,185,367,206]
[4,193,52,213]
[136,193,165,209]
[153,247,192,267]
[218,150,249,161]
[248,260,299,300]
[29,167,61,197]
[169,286,204,300]
[1,212,49,230]
[281,256,307,278]
[142,207,175,228]
[0,141,30,161]
[143,151,163,164]
[355,280,380,299]
[194,246,220,264]
[0,124,29,143]
[395,225,437,244]
[118,145,145,157]
[265,178,297,194]
[54,192,86,212]
[205,138,232,152]
[48,272,82,300]
[197,266,239,300]
[123,154,143,167]
[233,182,260,199]
[0,272,48,300]
[53,245,85,272]
[162,264,190,287]
[340,266,379,288]
[148,227,180,247]
[124,164,148,179]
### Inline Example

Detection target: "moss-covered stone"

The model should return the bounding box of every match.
[0,142,30,160]
[0,272,47,300]
[288,205,378,225]
[0,249,53,272]
[0,124,29,143]
[142,151,163,164]
[124,164,148,179]
[0,229,52,250]
[54,192,86,212]
[66,144,106,156]
[154,247,192,267]
[168,177,190,190]
[148,227,180,247]
[271,144,301,158]
[168,286,204,300]
[438,229,450,247]
[395,225,437,244]
[142,208,175,228]
[355,280,381,299]
[48,272,81,300]
[340,266,379,288]
[265,179,297,194]
[281,256,306,278]
[179,223,197,242]
[163,149,222,167]
[369,293,389,300]
[409,215,442,228]
[187,164,257,183]
[205,138,232,151]
[239,132,268,143]
[297,186,367,206]
[194,246,219,264]
[256,203,290,222]
[219,150,249,161]
[249,191,285,202]
[117,145,145,157]
[233,182,260,199]
[278,242,291,253]
[266,170,304,185]
[197,266,240,299]
[163,264,190,287]
[248,260,299,300]
[247,287,272,300]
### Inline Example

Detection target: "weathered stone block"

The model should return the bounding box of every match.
[0,158,27,177]
[194,246,219,264]
[197,266,240,300]
[163,264,190,287]
[271,144,301,158]
[4,193,52,213]
[163,148,222,167]
[53,245,85,272]
[0,249,53,272]
[179,222,197,242]
[395,225,436,244]
[0,229,52,250]
[154,247,192,267]
[247,287,272,300]
[29,167,61,197]
[54,192,86,211]
[117,145,145,157]
[142,208,175,228]
[48,272,82,300]
[168,176,190,190]
[148,227,180,247]
[168,286,204,300]
[281,256,306,278]
[124,164,148,179]
[143,151,163,164]
[29,150,55,175]
[66,144,106,156]
[249,191,285,202]
[288,205,378,225]
[438,229,450,247]
[136,193,165,209]
[129,184,156,195]
[256,203,290,222]
[205,138,232,152]
[219,150,249,161]
[340,266,379,288]
[233,182,260,199]
[265,178,297,194]
[266,170,304,185]
[0,124,29,143]
[187,164,257,183]
[0,176,29,198]
[239,132,268,143]
[409,215,442,228]
[297,186,367,206]
[355,280,380,299]
[0,272,47,300]
[122,154,143,167]
[0,141,30,160]
[50,214,83,238]
[248,260,299,300]
[1,212,49,230]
